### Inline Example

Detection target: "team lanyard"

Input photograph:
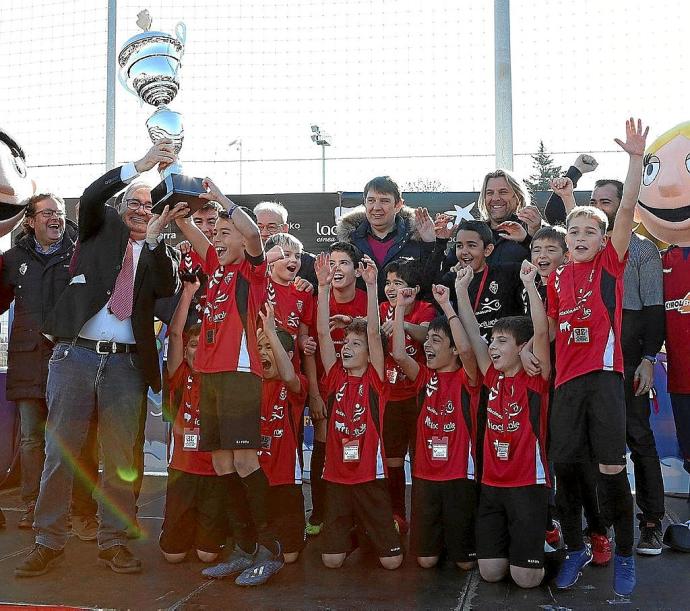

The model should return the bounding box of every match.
[472,266,490,312]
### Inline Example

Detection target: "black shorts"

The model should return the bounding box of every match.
[383,396,419,459]
[476,484,548,569]
[549,371,626,465]
[199,371,262,451]
[410,477,477,563]
[321,480,402,558]
[269,484,306,554]
[159,468,228,555]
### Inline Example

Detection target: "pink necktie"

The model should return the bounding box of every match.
[108,239,134,320]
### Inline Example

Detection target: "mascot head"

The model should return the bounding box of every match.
[636,121,690,246]
[0,128,36,220]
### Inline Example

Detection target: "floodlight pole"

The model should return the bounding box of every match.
[310,125,330,192]
[321,144,326,192]
[494,0,514,170]
[105,0,117,170]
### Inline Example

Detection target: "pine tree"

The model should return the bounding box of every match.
[524,141,562,194]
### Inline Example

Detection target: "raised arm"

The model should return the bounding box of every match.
[549,177,577,218]
[391,288,421,382]
[259,303,301,393]
[454,267,491,375]
[200,177,263,259]
[175,215,211,261]
[167,277,200,377]
[520,261,551,380]
[544,154,598,225]
[432,283,478,385]
[611,118,648,261]
[360,255,385,380]
[315,252,337,374]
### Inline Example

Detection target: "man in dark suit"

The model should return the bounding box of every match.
[15,141,184,578]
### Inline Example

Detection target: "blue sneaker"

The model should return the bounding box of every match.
[613,553,636,597]
[235,543,284,586]
[202,544,256,579]
[555,545,593,589]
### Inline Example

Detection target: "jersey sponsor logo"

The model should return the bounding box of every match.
[270,405,284,421]
[487,406,501,418]
[352,403,365,420]
[506,402,522,417]
[559,321,571,333]
[272,428,284,437]
[665,293,690,314]
[663,268,672,274]
[476,299,501,316]
[488,419,504,433]
[424,415,439,430]
[507,420,520,432]
[443,422,456,432]
[445,400,455,414]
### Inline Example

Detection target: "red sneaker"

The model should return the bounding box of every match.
[393,514,409,535]
[545,520,564,552]
[590,533,612,566]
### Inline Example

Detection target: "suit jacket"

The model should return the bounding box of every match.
[42,166,180,392]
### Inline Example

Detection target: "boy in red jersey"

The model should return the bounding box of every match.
[160,278,227,565]
[256,303,309,564]
[391,282,480,569]
[174,178,282,586]
[457,260,552,589]
[379,258,436,533]
[306,241,368,536]
[314,251,403,570]
[548,119,648,597]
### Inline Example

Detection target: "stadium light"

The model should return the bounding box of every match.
[310,124,331,191]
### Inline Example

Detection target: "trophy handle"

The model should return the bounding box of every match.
[118,68,139,99]
[175,22,187,49]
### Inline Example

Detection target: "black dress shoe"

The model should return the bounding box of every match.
[15,544,64,577]
[18,502,35,529]
[98,545,142,574]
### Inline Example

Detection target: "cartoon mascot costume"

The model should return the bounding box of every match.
[636,121,690,551]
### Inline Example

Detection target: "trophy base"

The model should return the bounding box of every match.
[151,173,206,215]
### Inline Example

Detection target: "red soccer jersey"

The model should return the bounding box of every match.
[322,363,389,485]
[179,248,207,322]
[481,365,550,488]
[662,247,690,393]
[412,365,480,481]
[314,289,368,393]
[194,248,267,376]
[547,240,627,387]
[380,300,437,401]
[265,278,315,338]
[168,363,216,476]
[259,374,308,486]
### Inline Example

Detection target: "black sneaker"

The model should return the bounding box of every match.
[98,545,142,573]
[15,544,65,577]
[636,523,663,556]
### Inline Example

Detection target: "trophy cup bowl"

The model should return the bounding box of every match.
[118,17,206,215]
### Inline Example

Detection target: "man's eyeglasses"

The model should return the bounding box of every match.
[34,209,65,219]
[257,223,282,233]
[125,199,154,212]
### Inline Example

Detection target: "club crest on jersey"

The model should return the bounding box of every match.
[296,300,303,312]
[19,262,27,275]
[279,386,288,401]
[489,280,498,294]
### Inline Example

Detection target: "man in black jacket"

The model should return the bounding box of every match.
[15,141,183,578]
[0,194,98,536]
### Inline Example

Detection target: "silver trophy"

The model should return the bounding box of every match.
[118,10,205,213]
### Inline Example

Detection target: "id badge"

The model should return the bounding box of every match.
[342,439,360,462]
[431,435,449,461]
[261,435,272,450]
[572,327,590,344]
[206,329,215,345]
[494,439,510,461]
[183,427,200,451]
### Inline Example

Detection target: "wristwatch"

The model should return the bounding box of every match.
[642,355,657,365]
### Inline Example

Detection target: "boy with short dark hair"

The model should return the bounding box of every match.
[390,282,480,569]
[160,279,227,565]
[548,120,649,597]
[306,241,368,536]
[314,251,403,570]
[256,303,309,564]
[456,260,552,589]
[438,220,525,340]
[379,258,436,532]
[174,179,283,586]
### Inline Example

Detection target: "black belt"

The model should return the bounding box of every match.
[66,337,137,354]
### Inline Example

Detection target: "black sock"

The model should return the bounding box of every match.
[387,466,406,517]
[596,470,634,557]
[224,473,256,554]
[309,441,326,524]
[554,462,585,551]
[241,468,278,555]
[580,462,608,536]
